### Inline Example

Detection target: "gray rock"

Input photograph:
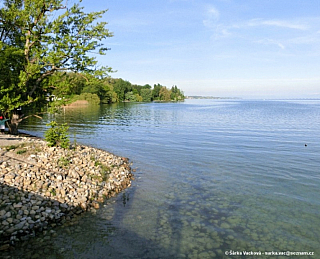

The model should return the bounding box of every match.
[0,139,133,247]
[14,221,26,230]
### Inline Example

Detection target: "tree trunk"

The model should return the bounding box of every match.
[9,113,20,135]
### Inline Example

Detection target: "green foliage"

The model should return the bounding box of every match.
[125,91,137,102]
[16,149,27,155]
[50,188,57,196]
[141,88,152,102]
[75,93,100,105]
[49,72,86,96]
[6,145,19,151]
[0,1,186,135]
[47,97,70,114]
[58,156,70,167]
[135,94,143,102]
[152,84,162,100]
[80,73,112,100]
[113,79,132,102]
[89,159,110,182]
[159,87,171,101]
[61,77,185,103]
[0,0,113,133]
[50,76,185,104]
[100,164,111,181]
[170,85,185,101]
[44,121,70,149]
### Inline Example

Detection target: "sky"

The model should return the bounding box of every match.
[80,0,320,99]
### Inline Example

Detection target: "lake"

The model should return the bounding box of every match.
[7,99,320,258]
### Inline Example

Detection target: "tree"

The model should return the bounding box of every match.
[170,85,185,101]
[152,84,162,100]
[140,88,152,102]
[113,79,132,102]
[49,72,86,96]
[0,0,112,134]
[159,87,171,101]
[125,91,137,102]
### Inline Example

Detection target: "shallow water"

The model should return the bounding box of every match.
[5,99,320,258]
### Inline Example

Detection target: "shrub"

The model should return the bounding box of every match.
[44,121,70,149]
[76,93,100,104]
[16,149,26,154]
[58,156,70,167]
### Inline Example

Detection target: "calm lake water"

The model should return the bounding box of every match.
[7,99,320,258]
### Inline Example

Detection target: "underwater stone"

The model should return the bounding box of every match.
[220,222,230,229]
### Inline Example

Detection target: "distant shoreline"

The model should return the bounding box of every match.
[186,96,240,99]
[185,96,320,100]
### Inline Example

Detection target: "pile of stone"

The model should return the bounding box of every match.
[0,137,133,250]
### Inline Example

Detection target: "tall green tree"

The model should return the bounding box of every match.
[159,86,171,101]
[0,0,112,134]
[113,79,132,102]
[141,88,152,102]
[49,72,86,96]
[170,85,185,101]
[152,84,162,100]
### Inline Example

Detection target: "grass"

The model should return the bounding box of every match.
[58,157,70,167]
[50,188,56,196]
[6,144,19,151]
[5,143,29,155]
[94,161,101,166]
[5,143,43,158]
[89,163,111,182]
[100,164,111,181]
[16,149,27,155]
[89,156,111,181]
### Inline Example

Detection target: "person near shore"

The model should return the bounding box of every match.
[0,115,9,134]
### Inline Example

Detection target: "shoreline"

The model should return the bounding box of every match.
[0,133,134,251]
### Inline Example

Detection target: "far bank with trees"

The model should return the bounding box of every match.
[0,0,184,135]
[49,72,185,105]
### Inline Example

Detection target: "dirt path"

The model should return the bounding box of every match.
[0,133,40,147]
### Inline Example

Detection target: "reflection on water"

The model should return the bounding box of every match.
[6,100,320,258]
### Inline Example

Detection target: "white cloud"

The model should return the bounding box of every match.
[208,7,220,21]
[277,42,285,49]
[256,39,286,49]
[248,19,308,30]
[204,16,318,43]
[203,5,220,29]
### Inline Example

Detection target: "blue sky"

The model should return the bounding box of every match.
[81,0,320,98]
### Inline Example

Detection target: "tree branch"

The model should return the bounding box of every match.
[18,114,43,123]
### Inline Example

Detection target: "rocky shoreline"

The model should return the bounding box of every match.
[0,135,134,251]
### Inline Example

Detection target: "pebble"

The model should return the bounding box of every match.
[0,137,133,249]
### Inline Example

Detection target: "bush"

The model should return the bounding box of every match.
[44,121,70,149]
[77,93,100,104]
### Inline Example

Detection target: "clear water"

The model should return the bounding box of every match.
[7,99,320,258]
